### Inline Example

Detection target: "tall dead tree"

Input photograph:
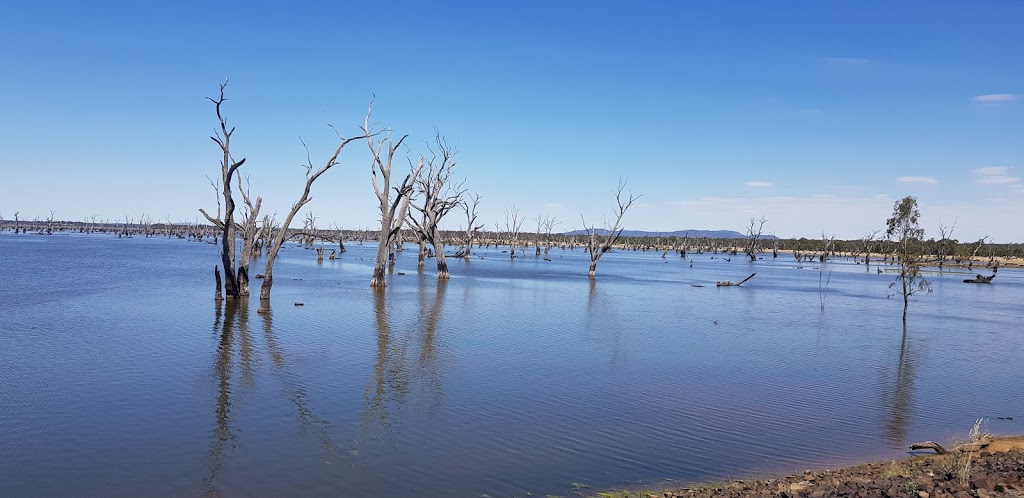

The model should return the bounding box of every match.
[541,215,560,254]
[936,219,957,270]
[261,127,366,300]
[460,193,483,260]
[364,101,423,287]
[502,205,526,259]
[860,229,881,271]
[199,81,246,300]
[744,216,767,262]
[582,180,640,277]
[407,134,466,280]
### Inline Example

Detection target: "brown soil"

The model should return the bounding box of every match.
[597,437,1024,498]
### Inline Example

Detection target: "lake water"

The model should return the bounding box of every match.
[1,233,1022,497]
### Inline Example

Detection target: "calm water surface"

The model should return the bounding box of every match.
[1,233,1022,497]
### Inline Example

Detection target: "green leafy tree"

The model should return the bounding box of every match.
[886,196,932,322]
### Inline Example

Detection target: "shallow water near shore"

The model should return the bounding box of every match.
[1,233,1022,497]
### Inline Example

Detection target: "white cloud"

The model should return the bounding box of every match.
[544,203,563,210]
[897,176,939,184]
[974,166,1021,185]
[972,94,1017,104]
[743,181,773,188]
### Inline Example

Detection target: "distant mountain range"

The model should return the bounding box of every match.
[563,229,776,239]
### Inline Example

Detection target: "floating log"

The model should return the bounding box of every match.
[963,273,995,284]
[717,272,757,287]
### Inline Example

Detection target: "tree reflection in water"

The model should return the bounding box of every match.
[880,324,916,449]
[363,282,449,431]
[202,298,343,495]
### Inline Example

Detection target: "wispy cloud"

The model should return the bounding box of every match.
[897,176,939,184]
[544,203,563,210]
[743,181,773,188]
[972,94,1017,104]
[974,166,1021,185]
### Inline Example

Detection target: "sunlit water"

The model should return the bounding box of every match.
[1,233,1022,497]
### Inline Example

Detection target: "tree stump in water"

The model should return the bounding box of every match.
[214,266,224,301]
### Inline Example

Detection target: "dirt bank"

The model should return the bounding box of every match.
[589,437,1024,498]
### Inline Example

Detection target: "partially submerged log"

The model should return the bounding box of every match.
[910,441,948,454]
[963,273,995,284]
[717,272,757,287]
[910,439,992,454]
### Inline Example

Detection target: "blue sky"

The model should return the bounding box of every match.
[1,1,1022,241]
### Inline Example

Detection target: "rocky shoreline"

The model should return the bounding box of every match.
[588,437,1024,498]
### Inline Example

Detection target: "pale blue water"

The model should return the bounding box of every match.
[1,232,1021,496]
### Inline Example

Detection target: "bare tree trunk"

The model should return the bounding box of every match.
[214,266,224,301]
[365,101,421,288]
[432,228,450,279]
[582,180,639,278]
[371,236,388,287]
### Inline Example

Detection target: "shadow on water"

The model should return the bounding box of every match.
[879,324,916,449]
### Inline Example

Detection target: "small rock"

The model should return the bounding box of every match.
[917,491,929,498]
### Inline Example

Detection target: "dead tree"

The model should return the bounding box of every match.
[968,235,989,269]
[407,134,466,280]
[502,205,526,259]
[541,215,560,254]
[936,219,957,270]
[534,214,545,256]
[236,175,262,296]
[260,125,366,300]
[860,229,881,270]
[460,193,483,260]
[744,216,767,261]
[13,212,20,234]
[199,81,246,300]
[819,232,836,262]
[364,100,423,287]
[581,180,640,277]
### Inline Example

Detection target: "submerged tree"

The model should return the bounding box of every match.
[581,180,640,277]
[260,128,366,301]
[744,216,767,261]
[460,193,483,260]
[407,134,466,280]
[364,100,423,287]
[201,81,246,300]
[886,196,931,323]
[500,205,526,259]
